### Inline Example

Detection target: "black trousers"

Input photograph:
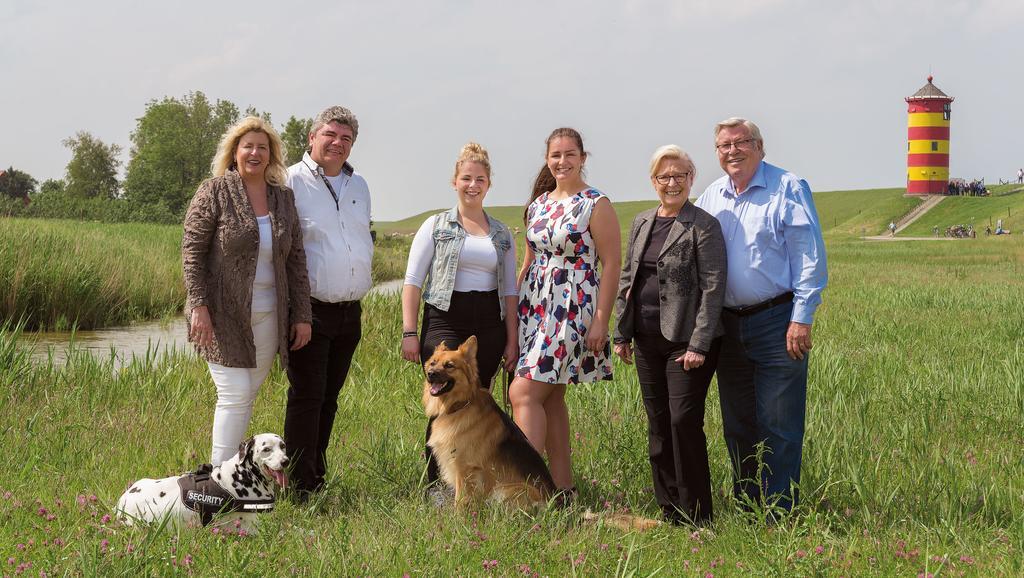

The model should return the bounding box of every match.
[284,299,362,493]
[421,290,507,485]
[633,333,721,525]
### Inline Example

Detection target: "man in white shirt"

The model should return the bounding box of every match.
[284,106,373,500]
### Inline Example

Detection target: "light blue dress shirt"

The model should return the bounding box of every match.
[695,161,827,324]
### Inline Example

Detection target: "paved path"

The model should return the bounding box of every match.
[863,235,958,241]
[894,195,945,234]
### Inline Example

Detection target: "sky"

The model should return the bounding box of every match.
[2,0,1023,220]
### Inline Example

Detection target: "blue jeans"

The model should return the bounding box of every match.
[717,301,808,511]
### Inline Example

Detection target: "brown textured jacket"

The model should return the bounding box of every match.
[182,171,312,367]
[613,202,727,353]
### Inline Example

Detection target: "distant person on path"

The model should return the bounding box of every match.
[613,145,727,526]
[182,116,312,466]
[284,106,373,502]
[695,117,828,513]
[888,221,896,236]
[400,142,519,499]
[1017,168,1022,184]
[512,127,621,498]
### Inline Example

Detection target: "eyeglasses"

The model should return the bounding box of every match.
[715,138,756,153]
[653,173,690,185]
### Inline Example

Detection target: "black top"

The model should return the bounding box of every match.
[632,215,675,335]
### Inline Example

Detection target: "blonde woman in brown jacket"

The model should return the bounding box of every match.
[182,116,312,466]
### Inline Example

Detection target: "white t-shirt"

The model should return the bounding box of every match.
[404,216,518,295]
[252,215,277,312]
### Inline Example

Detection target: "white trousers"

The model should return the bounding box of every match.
[208,309,278,465]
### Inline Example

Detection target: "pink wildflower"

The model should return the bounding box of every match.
[100,514,111,524]
[959,555,974,565]
[796,550,807,558]
[815,545,824,555]
[100,539,109,553]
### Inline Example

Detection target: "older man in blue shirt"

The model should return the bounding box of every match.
[695,117,827,513]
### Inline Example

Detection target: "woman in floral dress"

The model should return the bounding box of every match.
[511,127,621,495]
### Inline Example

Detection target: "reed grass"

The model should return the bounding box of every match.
[0,218,409,331]
[0,218,184,331]
[2,232,1023,575]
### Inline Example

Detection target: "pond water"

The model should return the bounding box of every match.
[23,280,405,368]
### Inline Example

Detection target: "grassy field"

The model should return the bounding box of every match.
[0,218,407,331]
[2,217,1023,574]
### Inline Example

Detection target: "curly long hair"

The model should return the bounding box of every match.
[210,116,288,187]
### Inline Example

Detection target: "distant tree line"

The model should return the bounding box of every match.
[1,91,312,223]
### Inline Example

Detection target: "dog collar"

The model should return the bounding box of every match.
[445,400,471,415]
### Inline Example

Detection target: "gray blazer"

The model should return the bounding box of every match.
[613,202,727,353]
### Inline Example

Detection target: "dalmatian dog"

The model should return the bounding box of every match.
[116,433,289,532]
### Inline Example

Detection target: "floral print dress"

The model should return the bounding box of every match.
[516,188,614,384]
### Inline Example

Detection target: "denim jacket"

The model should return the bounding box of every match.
[422,206,514,319]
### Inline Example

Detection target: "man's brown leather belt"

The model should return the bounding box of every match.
[723,292,794,317]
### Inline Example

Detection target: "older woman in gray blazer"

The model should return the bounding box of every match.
[613,145,727,526]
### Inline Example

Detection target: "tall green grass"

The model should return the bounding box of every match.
[1,234,1022,575]
[0,218,410,331]
[0,218,184,330]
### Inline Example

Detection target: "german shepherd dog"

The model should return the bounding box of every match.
[422,336,556,508]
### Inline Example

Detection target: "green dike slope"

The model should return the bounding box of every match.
[376,200,659,239]
[900,186,1024,237]
[376,188,916,239]
[813,188,920,237]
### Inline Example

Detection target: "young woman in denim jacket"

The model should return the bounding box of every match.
[400,142,519,493]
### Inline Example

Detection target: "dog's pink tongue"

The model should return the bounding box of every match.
[430,383,443,395]
[271,469,288,488]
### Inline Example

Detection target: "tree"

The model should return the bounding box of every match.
[37,179,65,196]
[62,132,122,199]
[281,116,313,165]
[244,106,273,124]
[0,167,37,200]
[123,91,240,216]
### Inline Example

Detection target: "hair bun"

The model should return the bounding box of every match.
[460,142,488,161]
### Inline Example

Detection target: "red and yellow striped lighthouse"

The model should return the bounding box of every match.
[905,75,954,195]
